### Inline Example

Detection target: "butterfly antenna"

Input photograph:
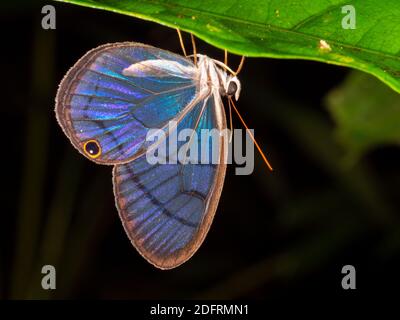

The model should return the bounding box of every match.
[224,49,228,66]
[228,98,233,143]
[234,56,246,76]
[229,97,273,171]
[176,29,187,57]
[190,33,198,66]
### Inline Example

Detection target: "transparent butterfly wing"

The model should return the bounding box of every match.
[55,42,199,164]
[113,93,227,269]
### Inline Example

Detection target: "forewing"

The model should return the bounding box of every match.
[113,93,227,269]
[55,42,198,164]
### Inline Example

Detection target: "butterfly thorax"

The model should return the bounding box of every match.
[195,54,241,101]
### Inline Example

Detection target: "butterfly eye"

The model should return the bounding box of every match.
[83,140,102,159]
[227,81,238,97]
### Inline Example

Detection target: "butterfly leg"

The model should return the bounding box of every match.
[190,33,198,67]
[222,49,244,75]
[234,56,246,76]
[176,28,188,57]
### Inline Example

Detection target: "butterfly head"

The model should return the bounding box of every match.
[223,75,241,101]
[225,75,242,101]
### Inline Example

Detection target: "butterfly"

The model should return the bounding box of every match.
[55,34,271,269]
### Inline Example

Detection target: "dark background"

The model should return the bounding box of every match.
[1,1,400,300]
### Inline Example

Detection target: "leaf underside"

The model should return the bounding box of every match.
[55,0,400,94]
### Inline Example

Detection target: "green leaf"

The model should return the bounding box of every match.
[55,0,400,93]
[326,70,400,164]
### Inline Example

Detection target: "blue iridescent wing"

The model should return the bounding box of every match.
[113,94,227,269]
[55,42,199,164]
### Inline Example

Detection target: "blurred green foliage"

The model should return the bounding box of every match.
[327,71,400,165]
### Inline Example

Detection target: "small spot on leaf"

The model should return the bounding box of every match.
[319,39,332,53]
